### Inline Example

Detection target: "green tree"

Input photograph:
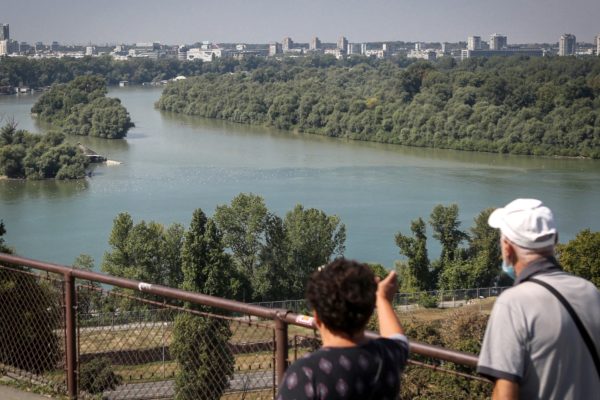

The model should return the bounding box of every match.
[557,229,600,288]
[283,204,346,298]
[72,254,102,315]
[429,204,469,265]
[395,217,431,290]
[172,209,235,400]
[213,193,268,277]
[254,213,290,301]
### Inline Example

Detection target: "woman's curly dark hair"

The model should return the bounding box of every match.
[306,258,376,335]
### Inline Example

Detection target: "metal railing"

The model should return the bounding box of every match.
[0,253,486,399]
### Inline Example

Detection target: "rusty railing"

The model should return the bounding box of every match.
[0,253,485,399]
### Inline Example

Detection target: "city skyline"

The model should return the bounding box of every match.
[4,0,600,45]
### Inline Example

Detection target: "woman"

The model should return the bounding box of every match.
[277,258,408,400]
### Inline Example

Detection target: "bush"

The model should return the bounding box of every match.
[79,357,122,394]
[418,293,439,308]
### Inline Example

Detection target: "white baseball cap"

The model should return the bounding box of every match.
[488,199,557,249]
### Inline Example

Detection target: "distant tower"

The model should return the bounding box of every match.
[361,43,367,54]
[559,34,576,56]
[414,42,422,51]
[282,36,293,52]
[310,36,321,50]
[467,36,481,51]
[489,33,507,50]
[0,24,9,41]
[441,42,448,53]
[596,34,600,56]
[177,45,188,60]
[337,36,348,51]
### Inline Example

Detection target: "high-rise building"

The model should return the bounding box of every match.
[467,36,481,51]
[310,36,321,50]
[361,43,367,54]
[0,40,7,56]
[51,41,59,52]
[559,34,576,56]
[595,34,599,56]
[0,24,9,41]
[489,34,507,50]
[337,36,348,51]
[268,42,282,56]
[282,37,293,51]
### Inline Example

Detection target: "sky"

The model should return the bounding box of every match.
[3,0,600,45]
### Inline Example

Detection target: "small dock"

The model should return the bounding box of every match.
[77,143,107,163]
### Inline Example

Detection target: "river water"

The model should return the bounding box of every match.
[1,86,599,269]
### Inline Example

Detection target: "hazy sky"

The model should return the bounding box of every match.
[4,0,600,45]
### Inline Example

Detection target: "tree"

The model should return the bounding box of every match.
[172,209,236,400]
[557,229,600,288]
[283,204,346,298]
[429,204,469,265]
[72,254,102,315]
[395,218,431,290]
[213,193,268,277]
[254,213,290,301]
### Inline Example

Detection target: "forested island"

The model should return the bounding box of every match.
[31,75,134,139]
[0,122,88,179]
[157,56,600,158]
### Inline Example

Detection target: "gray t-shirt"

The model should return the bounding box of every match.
[477,258,600,399]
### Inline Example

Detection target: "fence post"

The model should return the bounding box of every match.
[274,313,289,387]
[64,272,78,399]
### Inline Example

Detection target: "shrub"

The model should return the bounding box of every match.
[79,357,122,394]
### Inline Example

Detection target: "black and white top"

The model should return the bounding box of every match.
[277,335,409,400]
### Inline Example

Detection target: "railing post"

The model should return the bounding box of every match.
[275,313,289,387]
[64,272,78,399]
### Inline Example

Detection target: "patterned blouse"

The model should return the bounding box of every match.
[277,335,409,400]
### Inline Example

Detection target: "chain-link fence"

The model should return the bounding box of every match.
[252,286,510,314]
[0,253,488,399]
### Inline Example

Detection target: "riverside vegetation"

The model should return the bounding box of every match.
[157,55,600,158]
[0,122,88,179]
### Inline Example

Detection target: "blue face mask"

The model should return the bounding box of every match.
[502,260,516,280]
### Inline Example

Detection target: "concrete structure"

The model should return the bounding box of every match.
[85,46,96,56]
[364,49,387,59]
[408,48,436,61]
[347,43,361,55]
[337,36,348,51]
[282,36,293,52]
[461,48,544,60]
[0,24,9,41]
[0,40,7,56]
[489,33,507,50]
[177,45,188,60]
[268,42,282,56]
[597,34,600,56]
[559,34,576,56]
[360,42,367,54]
[310,36,321,51]
[187,44,222,62]
[467,36,481,51]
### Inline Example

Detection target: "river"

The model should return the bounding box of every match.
[1,86,599,269]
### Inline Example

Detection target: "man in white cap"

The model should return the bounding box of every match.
[477,198,600,399]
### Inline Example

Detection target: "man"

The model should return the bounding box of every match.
[478,198,600,399]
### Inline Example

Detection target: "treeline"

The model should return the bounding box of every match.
[0,122,88,179]
[0,55,353,89]
[157,56,600,158]
[31,76,134,139]
[100,193,345,304]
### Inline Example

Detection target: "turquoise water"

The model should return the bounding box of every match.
[1,87,599,269]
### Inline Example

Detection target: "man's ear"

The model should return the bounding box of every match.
[502,238,516,263]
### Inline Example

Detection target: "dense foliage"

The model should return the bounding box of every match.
[557,229,600,288]
[396,205,507,292]
[79,357,123,394]
[101,193,345,304]
[157,56,600,158]
[0,123,88,179]
[31,75,134,139]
